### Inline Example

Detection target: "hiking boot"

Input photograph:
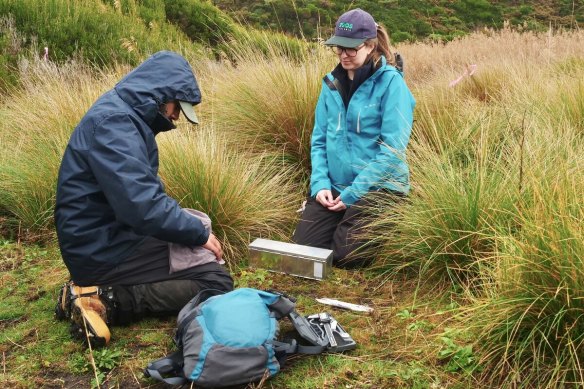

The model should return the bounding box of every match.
[55,282,111,347]
[55,281,73,321]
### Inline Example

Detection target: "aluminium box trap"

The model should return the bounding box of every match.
[248,238,333,280]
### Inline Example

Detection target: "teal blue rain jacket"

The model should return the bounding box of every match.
[310,56,416,206]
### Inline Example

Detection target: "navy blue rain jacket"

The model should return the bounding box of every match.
[55,51,208,284]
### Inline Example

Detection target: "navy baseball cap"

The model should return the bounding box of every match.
[324,9,377,48]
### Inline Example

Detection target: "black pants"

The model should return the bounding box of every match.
[292,190,375,268]
[88,237,233,324]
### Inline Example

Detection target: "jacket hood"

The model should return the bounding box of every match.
[114,51,201,129]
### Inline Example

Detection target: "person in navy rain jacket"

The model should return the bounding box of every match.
[54,51,233,346]
[293,9,416,268]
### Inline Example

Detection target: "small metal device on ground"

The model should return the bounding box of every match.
[248,238,333,280]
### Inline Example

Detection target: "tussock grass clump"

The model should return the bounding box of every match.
[466,123,584,388]
[366,126,518,286]
[206,41,334,175]
[411,84,499,155]
[158,127,302,265]
[0,59,119,234]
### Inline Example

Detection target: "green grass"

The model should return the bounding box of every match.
[0,239,474,388]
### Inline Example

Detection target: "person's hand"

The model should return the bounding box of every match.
[316,189,335,208]
[202,233,223,261]
[328,196,347,212]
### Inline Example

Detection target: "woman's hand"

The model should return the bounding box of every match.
[328,196,347,212]
[316,189,335,207]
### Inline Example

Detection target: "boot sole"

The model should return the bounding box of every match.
[71,302,111,347]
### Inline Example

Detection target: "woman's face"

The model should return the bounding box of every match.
[338,43,374,72]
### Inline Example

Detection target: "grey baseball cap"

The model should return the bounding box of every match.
[178,100,199,124]
[324,9,377,48]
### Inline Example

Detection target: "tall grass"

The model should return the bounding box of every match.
[400,28,584,88]
[365,120,519,285]
[367,28,584,278]
[0,58,118,234]
[157,128,302,264]
[465,120,584,388]
[0,55,302,259]
[362,28,584,387]
[204,37,334,176]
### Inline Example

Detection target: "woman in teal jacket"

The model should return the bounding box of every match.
[293,8,416,267]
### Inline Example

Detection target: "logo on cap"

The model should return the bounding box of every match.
[338,22,353,31]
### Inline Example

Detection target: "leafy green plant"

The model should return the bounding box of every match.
[235,269,273,289]
[407,320,434,332]
[438,335,479,373]
[396,309,415,320]
[71,348,124,388]
[92,348,123,371]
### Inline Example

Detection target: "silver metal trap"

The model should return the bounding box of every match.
[248,238,333,280]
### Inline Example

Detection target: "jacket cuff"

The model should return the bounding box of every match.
[193,227,210,246]
[340,190,359,207]
[310,181,331,197]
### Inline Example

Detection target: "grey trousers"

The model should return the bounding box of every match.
[91,237,233,324]
[293,189,404,268]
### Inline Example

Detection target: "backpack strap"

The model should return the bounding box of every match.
[265,290,296,319]
[273,339,326,355]
[144,350,186,385]
[395,52,404,73]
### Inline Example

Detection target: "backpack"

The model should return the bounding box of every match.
[144,288,356,387]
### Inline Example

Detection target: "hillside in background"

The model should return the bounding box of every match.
[0,0,298,91]
[0,1,582,95]
[1,0,581,90]
[212,0,583,42]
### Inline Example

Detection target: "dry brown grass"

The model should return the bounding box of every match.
[400,28,584,88]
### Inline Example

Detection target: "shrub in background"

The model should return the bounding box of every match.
[163,0,235,49]
[0,0,197,68]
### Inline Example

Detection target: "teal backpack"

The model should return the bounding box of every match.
[144,288,356,387]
